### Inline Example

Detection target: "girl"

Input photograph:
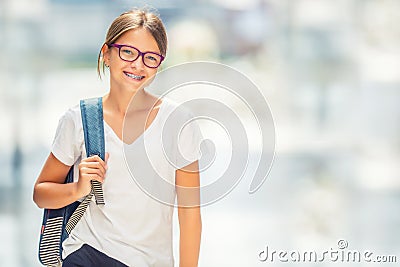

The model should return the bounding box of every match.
[34,8,202,267]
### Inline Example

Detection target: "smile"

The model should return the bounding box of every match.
[124,72,145,80]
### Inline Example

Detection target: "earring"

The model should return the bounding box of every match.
[105,63,109,68]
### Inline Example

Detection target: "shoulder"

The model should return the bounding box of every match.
[64,104,81,117]
[57,104,82,128]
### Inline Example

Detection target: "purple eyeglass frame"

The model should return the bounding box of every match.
[108,43,165,68]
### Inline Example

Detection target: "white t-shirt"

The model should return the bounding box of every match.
[51,98,203,267]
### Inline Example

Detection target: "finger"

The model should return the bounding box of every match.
[83,155,103,162]
[82,155,107,171]
[79,160,106,175]
[81,161,106,173]
[81,173,104,183]
[80,165,106,177]
[104,153,109,171]
[91,174,104,183]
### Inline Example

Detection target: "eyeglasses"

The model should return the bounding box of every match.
[108,43,164,68]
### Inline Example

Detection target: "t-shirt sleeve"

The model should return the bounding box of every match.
[51,109,81,166]
[175,110,203,169]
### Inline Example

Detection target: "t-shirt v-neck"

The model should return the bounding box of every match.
[103,100,165,146]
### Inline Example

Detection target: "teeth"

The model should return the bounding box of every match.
[125,72,144,80]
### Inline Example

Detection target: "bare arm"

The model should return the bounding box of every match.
[33,152,108,209]
[176,160,202,267]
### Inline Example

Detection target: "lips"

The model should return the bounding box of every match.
[124,71,145,81]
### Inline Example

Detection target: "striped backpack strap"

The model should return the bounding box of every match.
[65,97,106,232]
[39,168,75,266]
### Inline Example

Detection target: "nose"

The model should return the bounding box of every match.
[131,54,145,70]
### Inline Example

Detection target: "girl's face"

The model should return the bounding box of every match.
[104,28,161,93]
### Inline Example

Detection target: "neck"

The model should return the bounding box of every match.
[103,86,148,117]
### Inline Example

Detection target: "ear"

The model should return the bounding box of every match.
[101,44,110,65]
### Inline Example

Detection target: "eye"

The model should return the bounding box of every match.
[145,54,158,62]
[121,48,134,55]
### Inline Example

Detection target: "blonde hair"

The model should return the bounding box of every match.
[97,8,168,78]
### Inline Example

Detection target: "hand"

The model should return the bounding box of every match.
[76,153,109,198]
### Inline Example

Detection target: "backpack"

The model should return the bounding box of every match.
[38,97,106,266]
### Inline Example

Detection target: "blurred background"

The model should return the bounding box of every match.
[1,0,399,266]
